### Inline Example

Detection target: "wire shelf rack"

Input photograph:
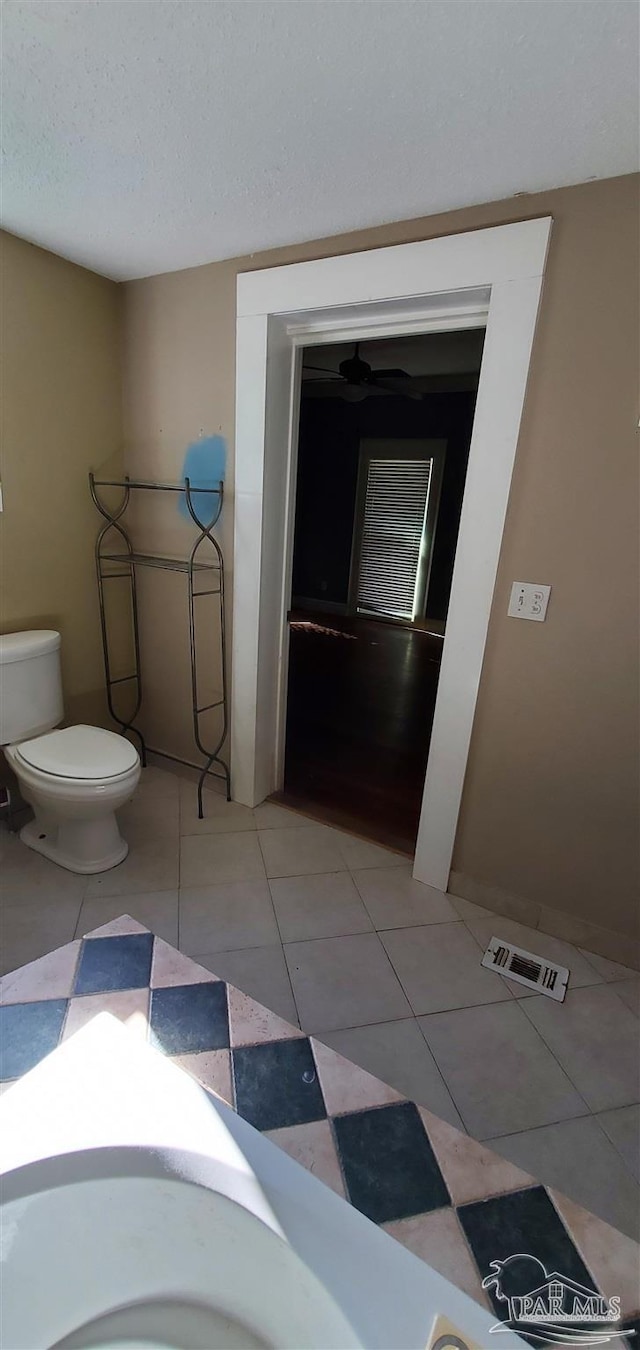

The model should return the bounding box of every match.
[89,473,230,816]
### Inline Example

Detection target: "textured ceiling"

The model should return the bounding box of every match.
[3,1,638,281]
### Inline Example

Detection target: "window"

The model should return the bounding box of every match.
[350,440,446,621]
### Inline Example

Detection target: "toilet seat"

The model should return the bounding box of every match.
[14,724,139,782]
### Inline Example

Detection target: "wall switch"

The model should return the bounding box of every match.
[508,581,551,622]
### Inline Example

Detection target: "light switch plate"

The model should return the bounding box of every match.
[508,581,551,622]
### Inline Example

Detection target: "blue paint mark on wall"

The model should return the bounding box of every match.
[179,435,227,525]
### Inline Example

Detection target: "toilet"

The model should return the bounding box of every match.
[0,630,141,874]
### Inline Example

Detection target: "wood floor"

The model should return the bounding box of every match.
[281,612,443,853]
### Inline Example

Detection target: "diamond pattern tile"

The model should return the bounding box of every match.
[458,1186,597,1322]
[227,983,304,1047]
[1,914,638,1332]
[149,981,229,1054]
[0,999,68,1080]
[0,941,80,1005]
[265,1119,346,1197]
[74,933,154,995]
[233,1036,326,1131]
[333,1101,450,1224]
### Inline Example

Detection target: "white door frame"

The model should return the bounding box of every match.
[232,217,552,891]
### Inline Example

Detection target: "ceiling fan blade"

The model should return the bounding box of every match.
[349,383,388,397]
[301,379,344,396]
[374,377,422,401]
[371,367,411,379]
[302,379,387,399]
[302,364,341,375]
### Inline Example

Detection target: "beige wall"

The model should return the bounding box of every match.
[122,262,236,765]
[123,174,639,938]
[1,231,124,728]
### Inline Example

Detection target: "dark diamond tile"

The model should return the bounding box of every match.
[458,1186,598,1342]
[233,1037,326,1132]
[74,933,154,995]
[149,981,229,1054]
[0,1000,68,1080]
[333,1101,450,1225]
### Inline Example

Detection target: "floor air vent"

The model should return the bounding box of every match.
[481,937,569,1001]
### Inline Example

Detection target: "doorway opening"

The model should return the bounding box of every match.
[280,328,485,852]
[232,218,551,889]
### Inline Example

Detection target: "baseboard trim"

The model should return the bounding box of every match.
[448,871,640,973]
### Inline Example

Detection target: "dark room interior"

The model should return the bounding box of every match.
[280,330,485,852]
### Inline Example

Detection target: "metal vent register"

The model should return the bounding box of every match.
[482,937,569,1001]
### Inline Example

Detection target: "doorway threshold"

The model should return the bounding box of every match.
[269,790,415,858]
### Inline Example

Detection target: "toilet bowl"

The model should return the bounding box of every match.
[0,632,141,875]
[5,726,141,874]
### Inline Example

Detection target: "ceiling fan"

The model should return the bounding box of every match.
[302,342,421,401]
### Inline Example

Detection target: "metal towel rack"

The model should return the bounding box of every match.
[89,473,230,817]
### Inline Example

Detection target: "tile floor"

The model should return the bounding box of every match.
[1,764,639,1241]
[3,918,638,1331]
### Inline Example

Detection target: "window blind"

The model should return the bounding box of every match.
[356,457,433,620]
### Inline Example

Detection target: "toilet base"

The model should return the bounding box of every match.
[20,818,129,875]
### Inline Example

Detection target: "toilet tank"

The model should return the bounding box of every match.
[0,631,64,745]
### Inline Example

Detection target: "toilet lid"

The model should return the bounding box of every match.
[16,725,139,780]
